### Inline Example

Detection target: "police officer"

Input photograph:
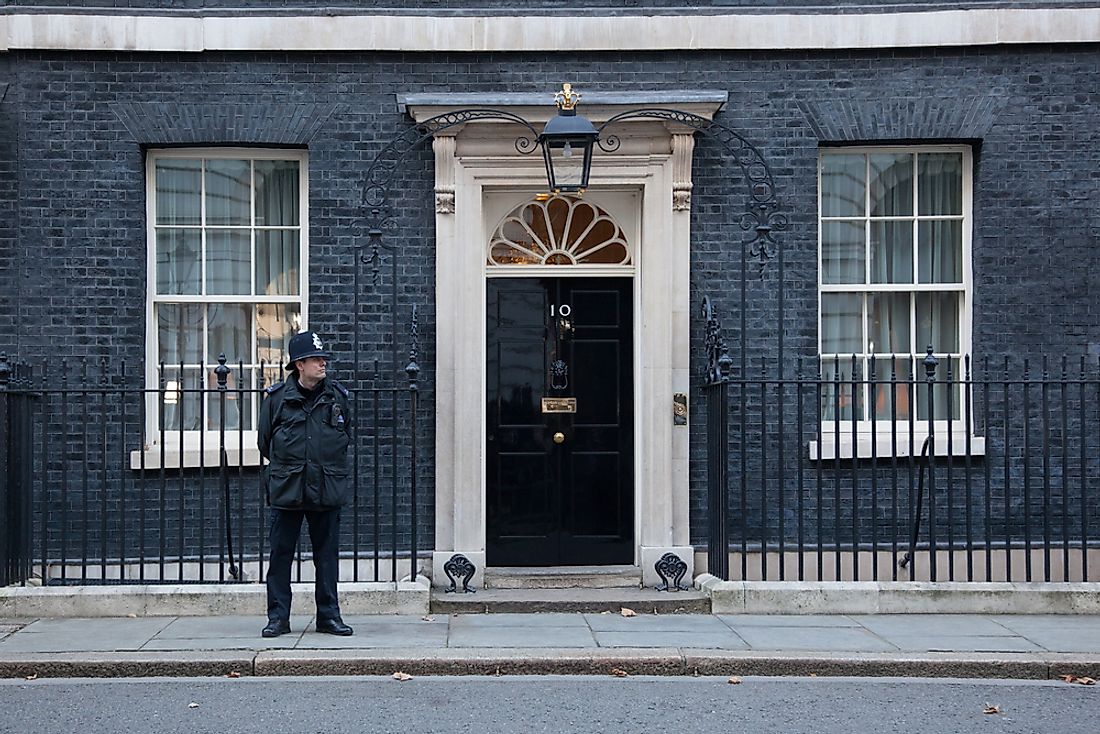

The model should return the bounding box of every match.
[258,330,354,637]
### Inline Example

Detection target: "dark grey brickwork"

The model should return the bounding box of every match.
[0,64,15,354]
[3,42,1099,562]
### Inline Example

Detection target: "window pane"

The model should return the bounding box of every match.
[870,357,913,421]
[157,304,202,365]
[206,229,251,295]
[916,357,962,421]
[869,153,913,217]
[158,366,202,431]
[868,293,911,354]
[821,154,864,217]
[156,229,201,295]
[208,303,250,365]
[205,159,251,226]
[155,159,201,225]
[918,153,963,215]
[256,230,300,296]
[916,292,961,354]
[918,220,963,283]
[821,221,865,284]
[870,221,913,284]
[256,304,301,370]
[207,368,253,431]
[821,293,862,354]
[255,160,300,226]
[821,358,862,422]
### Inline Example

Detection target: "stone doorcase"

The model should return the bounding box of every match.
[403,92,727,588]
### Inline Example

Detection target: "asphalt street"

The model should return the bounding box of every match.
[0,675,1096,734]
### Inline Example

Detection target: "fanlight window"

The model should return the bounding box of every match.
[488,195,631,267]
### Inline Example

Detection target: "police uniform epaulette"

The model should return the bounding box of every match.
[264,382,285,395]
[330,380,349,397]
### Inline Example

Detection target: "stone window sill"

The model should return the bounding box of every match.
[809,433,986,461]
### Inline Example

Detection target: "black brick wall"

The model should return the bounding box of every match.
[4,44,1099,562]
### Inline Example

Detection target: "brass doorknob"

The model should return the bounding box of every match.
[552,432,565,444]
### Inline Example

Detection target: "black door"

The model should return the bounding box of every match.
[487,277,634,566]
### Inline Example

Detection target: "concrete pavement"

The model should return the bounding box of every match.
[2,612,1099,680]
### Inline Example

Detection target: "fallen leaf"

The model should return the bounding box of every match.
[1060,675,1095,686]
[620,607,637,618]
[611,668,630,677]
[600,610,611,615]
[24,674,37,681]
[809,673,818,677]
[188,702,199,709]
[983,704,1000,715]
[392,672,413,681]
[225,671,241,679]
[421,616,434,622]
[727,676,742,685]
[126,613,137,618]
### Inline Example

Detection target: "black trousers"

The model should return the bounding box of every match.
[266,508,342,624]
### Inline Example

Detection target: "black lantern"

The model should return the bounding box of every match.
[538,84,599,194]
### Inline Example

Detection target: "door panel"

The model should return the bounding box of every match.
[487,277,633,566]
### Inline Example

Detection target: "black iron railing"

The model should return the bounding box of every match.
[0,353,424,587]
[702,342,1100,583]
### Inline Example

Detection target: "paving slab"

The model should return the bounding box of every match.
[1005,630,1100,653]
[585,612,731,633]
[295,624,449,649]
[448,625,598,648]
[877,634,1045,653]
[594,631,749,649]
[851,614,1019,637]
[140,636,300,651]
[716,614,861,628]
[729,626,899,652]
[447,612,589,629]
[156,616,281,639]
[993,615,1100,634]
[15,617,173,637]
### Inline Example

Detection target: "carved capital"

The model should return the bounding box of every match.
[671,133,696,212]
[433,134,457,216]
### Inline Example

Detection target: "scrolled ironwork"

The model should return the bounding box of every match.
[654,552,689,592]
[362,109,539,237]
[596,108,786,268]
[701,296,732,386]
[443,553,477,594]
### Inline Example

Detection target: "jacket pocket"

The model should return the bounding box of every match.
[320,465,351,508]
[267,464,305,507]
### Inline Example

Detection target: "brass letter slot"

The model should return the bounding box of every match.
[541,397,577,414]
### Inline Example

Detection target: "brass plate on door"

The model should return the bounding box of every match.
[541,397,577,413]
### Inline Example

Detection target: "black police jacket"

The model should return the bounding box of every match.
[257,375,352,510]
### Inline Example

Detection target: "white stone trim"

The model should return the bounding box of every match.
[3,8,1100,53]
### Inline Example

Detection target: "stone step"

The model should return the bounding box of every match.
[430,587,710,614]
[485,565,641,590]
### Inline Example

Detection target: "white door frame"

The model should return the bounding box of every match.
[415,101,719,587]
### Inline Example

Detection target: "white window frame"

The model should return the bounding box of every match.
[134,147,309,469]
[814,144,983,459]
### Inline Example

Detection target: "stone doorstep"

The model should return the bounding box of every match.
[695,576,1100,615]
[430,587,711,615]
[485,565,642,590]
[0,580,431,618]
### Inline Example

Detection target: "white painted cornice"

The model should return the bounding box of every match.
[1,7,1100,53]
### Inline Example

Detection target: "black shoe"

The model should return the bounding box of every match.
[261,619,291,638]
[316,618,354,636]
